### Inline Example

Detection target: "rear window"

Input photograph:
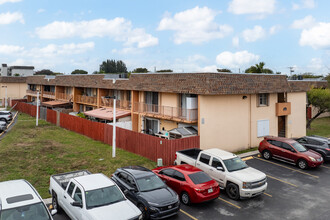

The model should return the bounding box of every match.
[188,172,212,185]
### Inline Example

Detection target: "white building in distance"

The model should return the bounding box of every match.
[1,64,34,76]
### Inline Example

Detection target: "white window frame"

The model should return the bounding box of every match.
[258,93,269,106]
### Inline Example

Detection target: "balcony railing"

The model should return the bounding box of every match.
[133,102,198,122]
[57,93,73,101]
[101,97,131,110]
[42,91,55,99]
[76,95,97,105]
[276,102,291,116]
[26,90,38,96]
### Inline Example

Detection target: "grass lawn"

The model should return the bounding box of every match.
[0,113,156,198]
[307,117,330,137]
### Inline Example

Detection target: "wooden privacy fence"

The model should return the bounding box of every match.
[12,101,200,165]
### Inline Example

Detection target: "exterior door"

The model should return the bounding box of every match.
[268,140,283,158]
[171,171,186,193]
[196,153,212,176]
[71,186,83,220]
[278,116,286,137]
[62,182,76,219]
[278,142,297,163]
[209,157,226,188]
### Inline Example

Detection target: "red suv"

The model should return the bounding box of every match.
[259,136,323,169]
[152,164,220,205]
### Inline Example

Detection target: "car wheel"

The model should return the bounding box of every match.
[226,183,240,200]
[297,159,308,170]
[138,204,148,220]
[0,118,7,123]
[262,150,272,160]
[181,192,190,205]
[52,193,62,213]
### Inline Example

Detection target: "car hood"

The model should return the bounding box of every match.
[86,200,141,220]
[140,187,178,206]
[302,150,322,158]
[230,167,266,182]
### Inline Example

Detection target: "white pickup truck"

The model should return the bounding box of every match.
[49,170,142,220]
[174,148,267,200]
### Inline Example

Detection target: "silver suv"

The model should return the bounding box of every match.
[0,121,7,132]
[0,111,12,123]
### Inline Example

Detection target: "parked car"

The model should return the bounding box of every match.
[174,148,267,200]
[259,136,323,169]
[0,179,56,220]
[111,166,180,220]
[0,111,12,123]
[49,170,142,220]
[152,164,220,205]
[0,121,7,132]
[295,136,330,162]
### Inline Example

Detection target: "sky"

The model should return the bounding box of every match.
[0,0,329,75]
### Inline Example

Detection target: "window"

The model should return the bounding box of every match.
[117,172,128,182]
[67,182,76,197]
[73,187,82,203]
[258,93,269,106]
[282,143,294,151]
[188,172,213,185]
[126,175,137,188]
[173,171,185,181]
[199,153,211,165]
[211,158,223,169]
[159,169,175,177]
[257,120,269,137]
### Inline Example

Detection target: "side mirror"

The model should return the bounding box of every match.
[216,167,224,171]
[71,201,83,208]
[51,209,57,216]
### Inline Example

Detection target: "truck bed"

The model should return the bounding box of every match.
[177,148,202,160]
[51,170,91,190]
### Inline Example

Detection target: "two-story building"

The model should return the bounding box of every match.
[25,73,327,152]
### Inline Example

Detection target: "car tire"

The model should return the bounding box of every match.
[52,193,62,213]
[138,204,148,220]
[297,159,308,170]
[0,118,7,123]
[181,192,190,205]
[226,183,240,200]
[262,150,272,160]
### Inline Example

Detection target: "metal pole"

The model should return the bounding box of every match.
[36,92,39,126]
[112,97,116,158]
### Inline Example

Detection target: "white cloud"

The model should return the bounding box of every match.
[36,18,158,49]
[0,12,24,25]
[299,22,330,49]
[216,51,259,68]
[228,0,276,18]
[37,9,45,13]
[0,0,21,5]
[242,26,266,42]
[291,15,316,29]
[199,65,218,72]
[187,54,207,62]
[292,0,315,10]
[158,6,233,44]
[232,36,239,47]
[269,25,281,35]
[0,45,24,54]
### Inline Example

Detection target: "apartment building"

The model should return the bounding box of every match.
[0,77,27,101]
[25,73,327,152]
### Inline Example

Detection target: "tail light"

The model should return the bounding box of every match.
[175,153,177,160]
[325,148,330,151]
[194,188,203,192]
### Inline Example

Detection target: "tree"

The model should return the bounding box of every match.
[132,68,149,73]
[245,62,273,74]
[99,59,127,74]
[325,73,330,87]
[13,73,20,76]
[156,69,173,73]
[71,69,88,74]
[217,68,232,73]
[34,69,55,75]
[306,88,330,129]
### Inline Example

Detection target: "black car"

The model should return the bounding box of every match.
[111,166,180,220]
[295,136,330,161]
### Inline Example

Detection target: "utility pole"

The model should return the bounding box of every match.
[112,96,116,158]
[36,91,39,126]
[2,86,7,109]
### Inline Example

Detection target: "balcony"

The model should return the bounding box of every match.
[101,97,131,110]
[276,102,291,116]
[133,102,198,123]
[26,90,38,96]
[42,91,55,99]
[76,95,97,105]
[57,93,73,101]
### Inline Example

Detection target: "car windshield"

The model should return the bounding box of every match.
[223,157,248,172]
[292,142,307,152]
[136,175,165,192]
[0,202,51,220]
[85,186,125,209]
[188,172,213,185]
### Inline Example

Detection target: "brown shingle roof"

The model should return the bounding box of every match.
[288,80,328,92]
[27,73,296,95]
[0,76,27,83]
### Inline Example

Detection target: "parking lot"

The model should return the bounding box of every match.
[54,154,330,220]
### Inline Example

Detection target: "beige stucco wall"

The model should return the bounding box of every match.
[160,93,178,107]
[287,92,307,138]
[160,119,177,131]
[0,83,27,99]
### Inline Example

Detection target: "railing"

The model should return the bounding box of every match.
[42,91,55,99]
[276,102,291,116]
[133,102,198,122]
[76,95,97,105]
[101,97,131,110]
[26,90,38,96]
[57,93,73,101]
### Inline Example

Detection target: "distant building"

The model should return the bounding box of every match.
[1,64,34,76]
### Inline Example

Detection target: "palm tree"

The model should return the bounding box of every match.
[245,62,273,74]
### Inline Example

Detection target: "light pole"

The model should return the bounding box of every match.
[110,96,116,158]
[36,91,39,126]
[2,86,7,109]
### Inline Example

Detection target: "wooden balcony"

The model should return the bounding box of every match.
[101,97,131,110]
[276,102,291,116]
[57,93,73,101]
[76,95,97,105]
[26,90,38,96]
[133,102,198,123]
[42,91,55,99]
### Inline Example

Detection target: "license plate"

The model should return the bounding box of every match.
[208,188,213,193]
